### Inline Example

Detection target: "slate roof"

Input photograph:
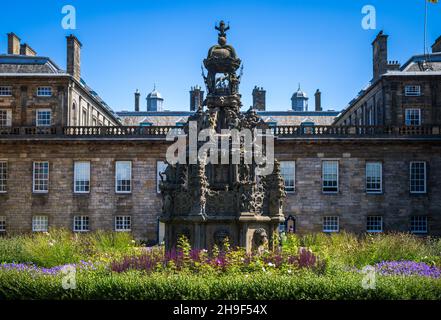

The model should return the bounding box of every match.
[117,110,339,126]
[0,55,64,74]
[0,54,120,122]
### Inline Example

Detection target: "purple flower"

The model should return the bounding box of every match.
[374,261,441,278]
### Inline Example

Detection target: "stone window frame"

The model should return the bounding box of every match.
[74,161,90,194]
[73,216,90,232]
[322,160,339,194]
[33,161,49,193]
[0,86,12,96]
[367,216,383,233]
[365,161,383,194]
[115,216,131,232]
[409,161,427,194]
[157,160,168,194]
[410,216,428,234]
[323,216,339,233]
[0,160,7,193]
[32,215,48,232]
[280,161,295,193]
[36,108,52,127]
[36,86,52,97]
[0,109,12,127]
[404,85,421,97]
[0,216,6,232]
[115,161,132,194]
[405,108,421,126]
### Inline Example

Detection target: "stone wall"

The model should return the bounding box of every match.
[1,138,440,240]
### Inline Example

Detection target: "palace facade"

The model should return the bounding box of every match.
[1,30,441,243]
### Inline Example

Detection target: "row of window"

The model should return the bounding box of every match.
[280,160,427,194]
[0,109,52,127]
[0,215,131,233]
[0,160,428,195]
[0,86,53,97]
[320,215,428,234]
[0,161,132,193]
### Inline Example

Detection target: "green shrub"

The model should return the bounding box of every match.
[0,229,138,267]
[1,269,441,300]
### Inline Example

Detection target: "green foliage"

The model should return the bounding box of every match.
[2,230,441,300]
[282,232,441,269]
[0,229,137,267]
[1,269,441,300]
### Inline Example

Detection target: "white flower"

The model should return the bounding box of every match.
[287,269,292,274]
[262,267,266,272]
[268,262,275,267]
[245,274,249,278]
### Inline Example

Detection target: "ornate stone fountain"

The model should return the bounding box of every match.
[159,21,286,252]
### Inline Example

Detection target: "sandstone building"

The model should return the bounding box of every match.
[0,30,440,243]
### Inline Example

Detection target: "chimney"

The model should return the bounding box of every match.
[372,31,388,81]
[7,33,21,55]
[252,86,266,111]
[134,89,140,112]
[20,43,37,56]
[432,35,441,53]
[190,85,204,111]
[314,89,322,112]
[66,35,82,81]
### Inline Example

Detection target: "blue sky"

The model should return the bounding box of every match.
[0,0,440,112]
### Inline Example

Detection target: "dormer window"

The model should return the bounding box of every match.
[405,85,421,97]
[37,87,52,97]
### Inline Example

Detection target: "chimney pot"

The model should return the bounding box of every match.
[134,89,140,112]
[372,31,388,81]
[7,32,21,55]
[432,35,441,53]
[314,89,322,112]
[20,43,37,56]
[252,86,266,111]
[66,35,82,81]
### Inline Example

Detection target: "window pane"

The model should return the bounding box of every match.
[36,110,51,126]
[405,85,421,96]
[37,87,52,97]
[411,216,427,234]
[74,161,90,193]
[116,161,131,192]
[0,216,6,232]
[32,216,48,232]
[367,216,383,232]
[322,161,338,192]
[366,162,382,193]
[115,216,131,231]
[405,109,421,126]
[33,162,49,192]
[323,216,339,232]
[73,216,89,232]
[280,161,295,192]
[0,161,7,192]
[0,86,12,96]
[0,110,12,127]
[410,162,426,193]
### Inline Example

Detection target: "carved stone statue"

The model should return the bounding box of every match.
[160,21,285,252]
[253,228,269,253]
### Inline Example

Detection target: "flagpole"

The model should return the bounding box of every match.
[424,0,428,59]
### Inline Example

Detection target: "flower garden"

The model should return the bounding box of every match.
[1,229,441,300]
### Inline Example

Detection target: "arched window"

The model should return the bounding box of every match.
[282,215,296,233]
